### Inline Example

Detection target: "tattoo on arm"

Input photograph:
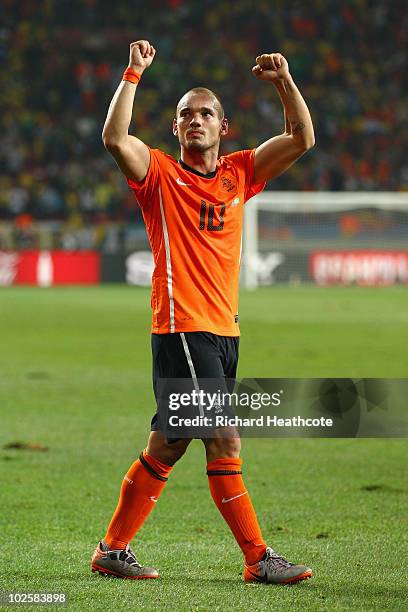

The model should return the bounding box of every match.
[291,121,305,135]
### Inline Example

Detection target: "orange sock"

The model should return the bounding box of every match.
[207,457,267,565]
[104,450,172,550]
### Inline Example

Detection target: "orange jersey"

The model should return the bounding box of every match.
[127,148,265,336]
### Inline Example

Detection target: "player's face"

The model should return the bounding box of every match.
[173,94,227,153]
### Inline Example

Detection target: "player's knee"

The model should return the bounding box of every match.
[162,439,191,465]
[204,433,241,460]
[147,433,191,466]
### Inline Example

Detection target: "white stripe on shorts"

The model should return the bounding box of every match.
[180,332,204,418]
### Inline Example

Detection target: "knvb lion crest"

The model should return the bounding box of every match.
[220,175,237,192]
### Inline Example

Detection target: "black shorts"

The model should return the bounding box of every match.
[151,331,239,432]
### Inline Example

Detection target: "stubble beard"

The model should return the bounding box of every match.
[186,140,209,153]
[184,134,219,153]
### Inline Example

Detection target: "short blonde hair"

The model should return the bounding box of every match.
[176,87,225,119]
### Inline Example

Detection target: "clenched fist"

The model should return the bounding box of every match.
[252,53,290,82]
[128,40,156,74]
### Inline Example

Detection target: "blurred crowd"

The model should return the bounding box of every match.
[1,0,407,248]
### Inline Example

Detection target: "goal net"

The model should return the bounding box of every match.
[242,192,408,288]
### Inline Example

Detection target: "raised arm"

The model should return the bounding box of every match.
[252,53,315,184]
[102,40,156,182]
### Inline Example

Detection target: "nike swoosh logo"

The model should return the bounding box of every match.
[176,177,191,186]
[149,496,158,503]
[221,491,248,504]
[245,566,266,582]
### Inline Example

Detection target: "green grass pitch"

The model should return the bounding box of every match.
[0,285,407,611]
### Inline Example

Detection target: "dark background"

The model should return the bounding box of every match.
[1,0,407,239]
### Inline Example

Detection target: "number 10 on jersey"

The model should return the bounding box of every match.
[199,200,226,232]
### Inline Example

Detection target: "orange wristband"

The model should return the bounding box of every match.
[122,67,141,84]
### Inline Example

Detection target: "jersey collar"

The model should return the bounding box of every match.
[178,158,217,179]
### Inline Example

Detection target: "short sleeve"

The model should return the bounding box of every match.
[126,147,161,209]
[224,149,266,202]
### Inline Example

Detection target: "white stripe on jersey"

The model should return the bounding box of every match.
[159,187,175,333]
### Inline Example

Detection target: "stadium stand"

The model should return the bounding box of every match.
[1,0,407,250]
